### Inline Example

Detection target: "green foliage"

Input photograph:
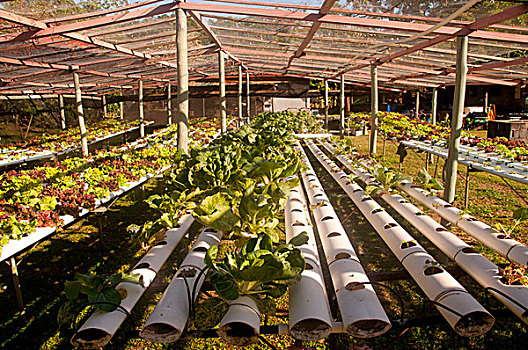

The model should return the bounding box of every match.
[416,168,444,192]
[364,163,413,195]
[204,232,307,305]
[58,272,143,327]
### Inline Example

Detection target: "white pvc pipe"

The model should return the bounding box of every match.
[401,181,528,267]
[71,214,195,347]
[285,185,333,341]
[217,295,261,346]
[381,193,528,325]
[323,140,528,268]
[307,141,493,336]
[297,143,392,338]
[140,227,223,343]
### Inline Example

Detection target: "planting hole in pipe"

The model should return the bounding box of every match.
[291,198,302,203]
[461,247,478,254]
[371,208,383,215]
[309,178,316,182]
[435,227,449,232]
[424,266,443,276]
[361,197,373,202]
[135,262,150,269]
[443,204,453,208]
[400,240,417,249]
[465,217,477,222]
[154,241,168,247]
[117,288,127,300]
[335,252,351,260]
[353,188,362,193]
[399,199,409,204]
[291,208,303,213]
[415,211,425,216]
[314,193,324,198]
[204,228,216,232]
[193,246,208,252]
[305,263,314,270]
[496,234,511,239]
[384,223,398,230]
[327,232,341,237]
[345,282,365,290]
[178,267,197,278]
[322,216,333,221]
[292,221,306,227]
[175,224,181,228]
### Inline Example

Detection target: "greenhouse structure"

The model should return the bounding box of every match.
[1,0,528,349]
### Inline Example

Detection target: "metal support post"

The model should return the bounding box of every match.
[176,8,189,153]
[340,74,345,139]
[444,36,468,204]
[324,79,329,130]
[219,51,227,134]
[73,72,88,158]
[246,70,250,123]
[58,93,66,130]
[167,84,172,125]
[370,64,379,155]
[138,80,145,138]
[238,65,243,125]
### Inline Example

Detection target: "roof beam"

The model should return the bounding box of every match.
[334,2,528,77]
[5,3,178,43]
[186,9,246,69]
[285,0,337,69]
[179,2,528,44]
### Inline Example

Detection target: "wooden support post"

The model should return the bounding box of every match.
[58,93,66,130]
[246,70,250,123]
[370,63,379,155]
[238,65,243,125]
[340,74,345,139]
[324,79,329,130]
[119,91,124,120]
[176,7,189,153]
[138,80,145,138]
[219,50,227,134]
[10,257,24,309]
[73,72,88,158]
[444,36,468,204]
[432,87,438,125]
[102,94,107,119]
[484,91,489,113]
[167,84,172,125]
[415,91,420,118]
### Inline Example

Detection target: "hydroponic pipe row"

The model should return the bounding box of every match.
[285,184,333,341]
[140,226,223,343]
[71,214,195,347]
[297,143,392,338]
[306,140,494,336]
[320,140,528,326]
[400,139,528,185]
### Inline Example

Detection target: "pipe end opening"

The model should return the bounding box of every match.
[454,311,494,337]
[217,322,259,346]
[290,319,332,341]
[140,323,182,343]
[71,329,111,347]
[347,319,391,338]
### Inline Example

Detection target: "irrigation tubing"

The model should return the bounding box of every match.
[83,301,131,316]
[421,299,465,319]
[484,286,528,313]
[499,176,528,206]
[258,334,279,350]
